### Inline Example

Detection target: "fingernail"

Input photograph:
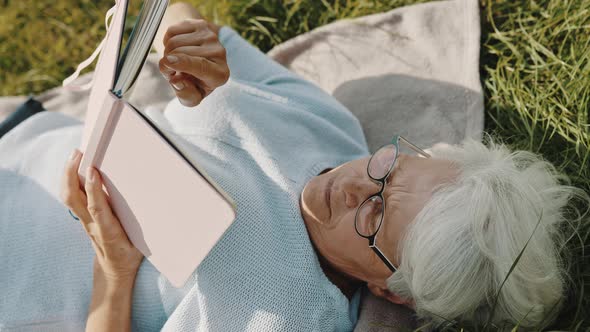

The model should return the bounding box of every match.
[87,167,96,183]
[167,55,179,63]
[69,150,79,161]
[179,98,193,107]
[172,81,185,90]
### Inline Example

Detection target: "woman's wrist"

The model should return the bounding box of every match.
[86,259,137,332]
[92,259,138,293]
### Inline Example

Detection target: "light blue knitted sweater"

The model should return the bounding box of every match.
[0,27,369,331]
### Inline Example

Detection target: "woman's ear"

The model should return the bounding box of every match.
[367,283,415,308]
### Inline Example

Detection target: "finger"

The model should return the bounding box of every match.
[159,57,176,80]
[167,45,227,63]
[169,73,204,107]
[164,30,217,54]
[163,19,209,47]
[60,149,92,221]
[84,167,119,230]
[83,167,140,263]
[163,54,228,87]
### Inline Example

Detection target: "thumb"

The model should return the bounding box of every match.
[169,73,204,107]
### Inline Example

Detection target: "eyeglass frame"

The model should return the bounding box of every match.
[354,135,431,273]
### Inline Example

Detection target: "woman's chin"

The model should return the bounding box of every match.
[300,178,329,226]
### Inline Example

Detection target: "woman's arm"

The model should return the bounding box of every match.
[60,150,144,332]
[86,262,137,332]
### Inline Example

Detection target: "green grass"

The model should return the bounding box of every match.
[1,0,589,330]
[481,1,590,330]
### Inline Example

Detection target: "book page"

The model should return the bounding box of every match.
[114,0,168,97]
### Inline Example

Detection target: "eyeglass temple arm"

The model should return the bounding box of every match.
[399,136,431,158]
[369,244,398,273]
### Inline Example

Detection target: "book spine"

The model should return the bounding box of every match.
[79,0,129,153]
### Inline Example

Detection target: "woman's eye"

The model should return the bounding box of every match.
[368,198,383,215]
[373,204,383,215]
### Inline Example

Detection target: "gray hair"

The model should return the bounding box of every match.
[387,138,586,329]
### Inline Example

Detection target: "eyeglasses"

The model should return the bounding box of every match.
[354,135,431,273]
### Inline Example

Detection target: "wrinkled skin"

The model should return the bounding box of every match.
[300,153,457,305]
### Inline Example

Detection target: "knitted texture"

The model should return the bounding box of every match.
[0,27,369,331]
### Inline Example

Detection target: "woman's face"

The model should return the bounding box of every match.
[300,153,457,298]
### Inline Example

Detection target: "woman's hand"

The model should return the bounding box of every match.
[159,18,230,107]
[60,149,144,283]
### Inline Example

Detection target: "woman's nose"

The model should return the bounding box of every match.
[340,177,381,208]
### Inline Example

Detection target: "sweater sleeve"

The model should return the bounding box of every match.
[218,26,298,84]
[218,27,354,118]
[218,27,327,100]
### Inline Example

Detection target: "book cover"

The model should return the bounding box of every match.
[76,0,236,287]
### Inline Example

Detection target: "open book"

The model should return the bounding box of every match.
[76,0,236,288]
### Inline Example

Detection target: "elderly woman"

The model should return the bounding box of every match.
[0,3,576,331]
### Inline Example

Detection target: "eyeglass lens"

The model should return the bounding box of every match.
[367,144,397,179]
[356,196,384,237]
